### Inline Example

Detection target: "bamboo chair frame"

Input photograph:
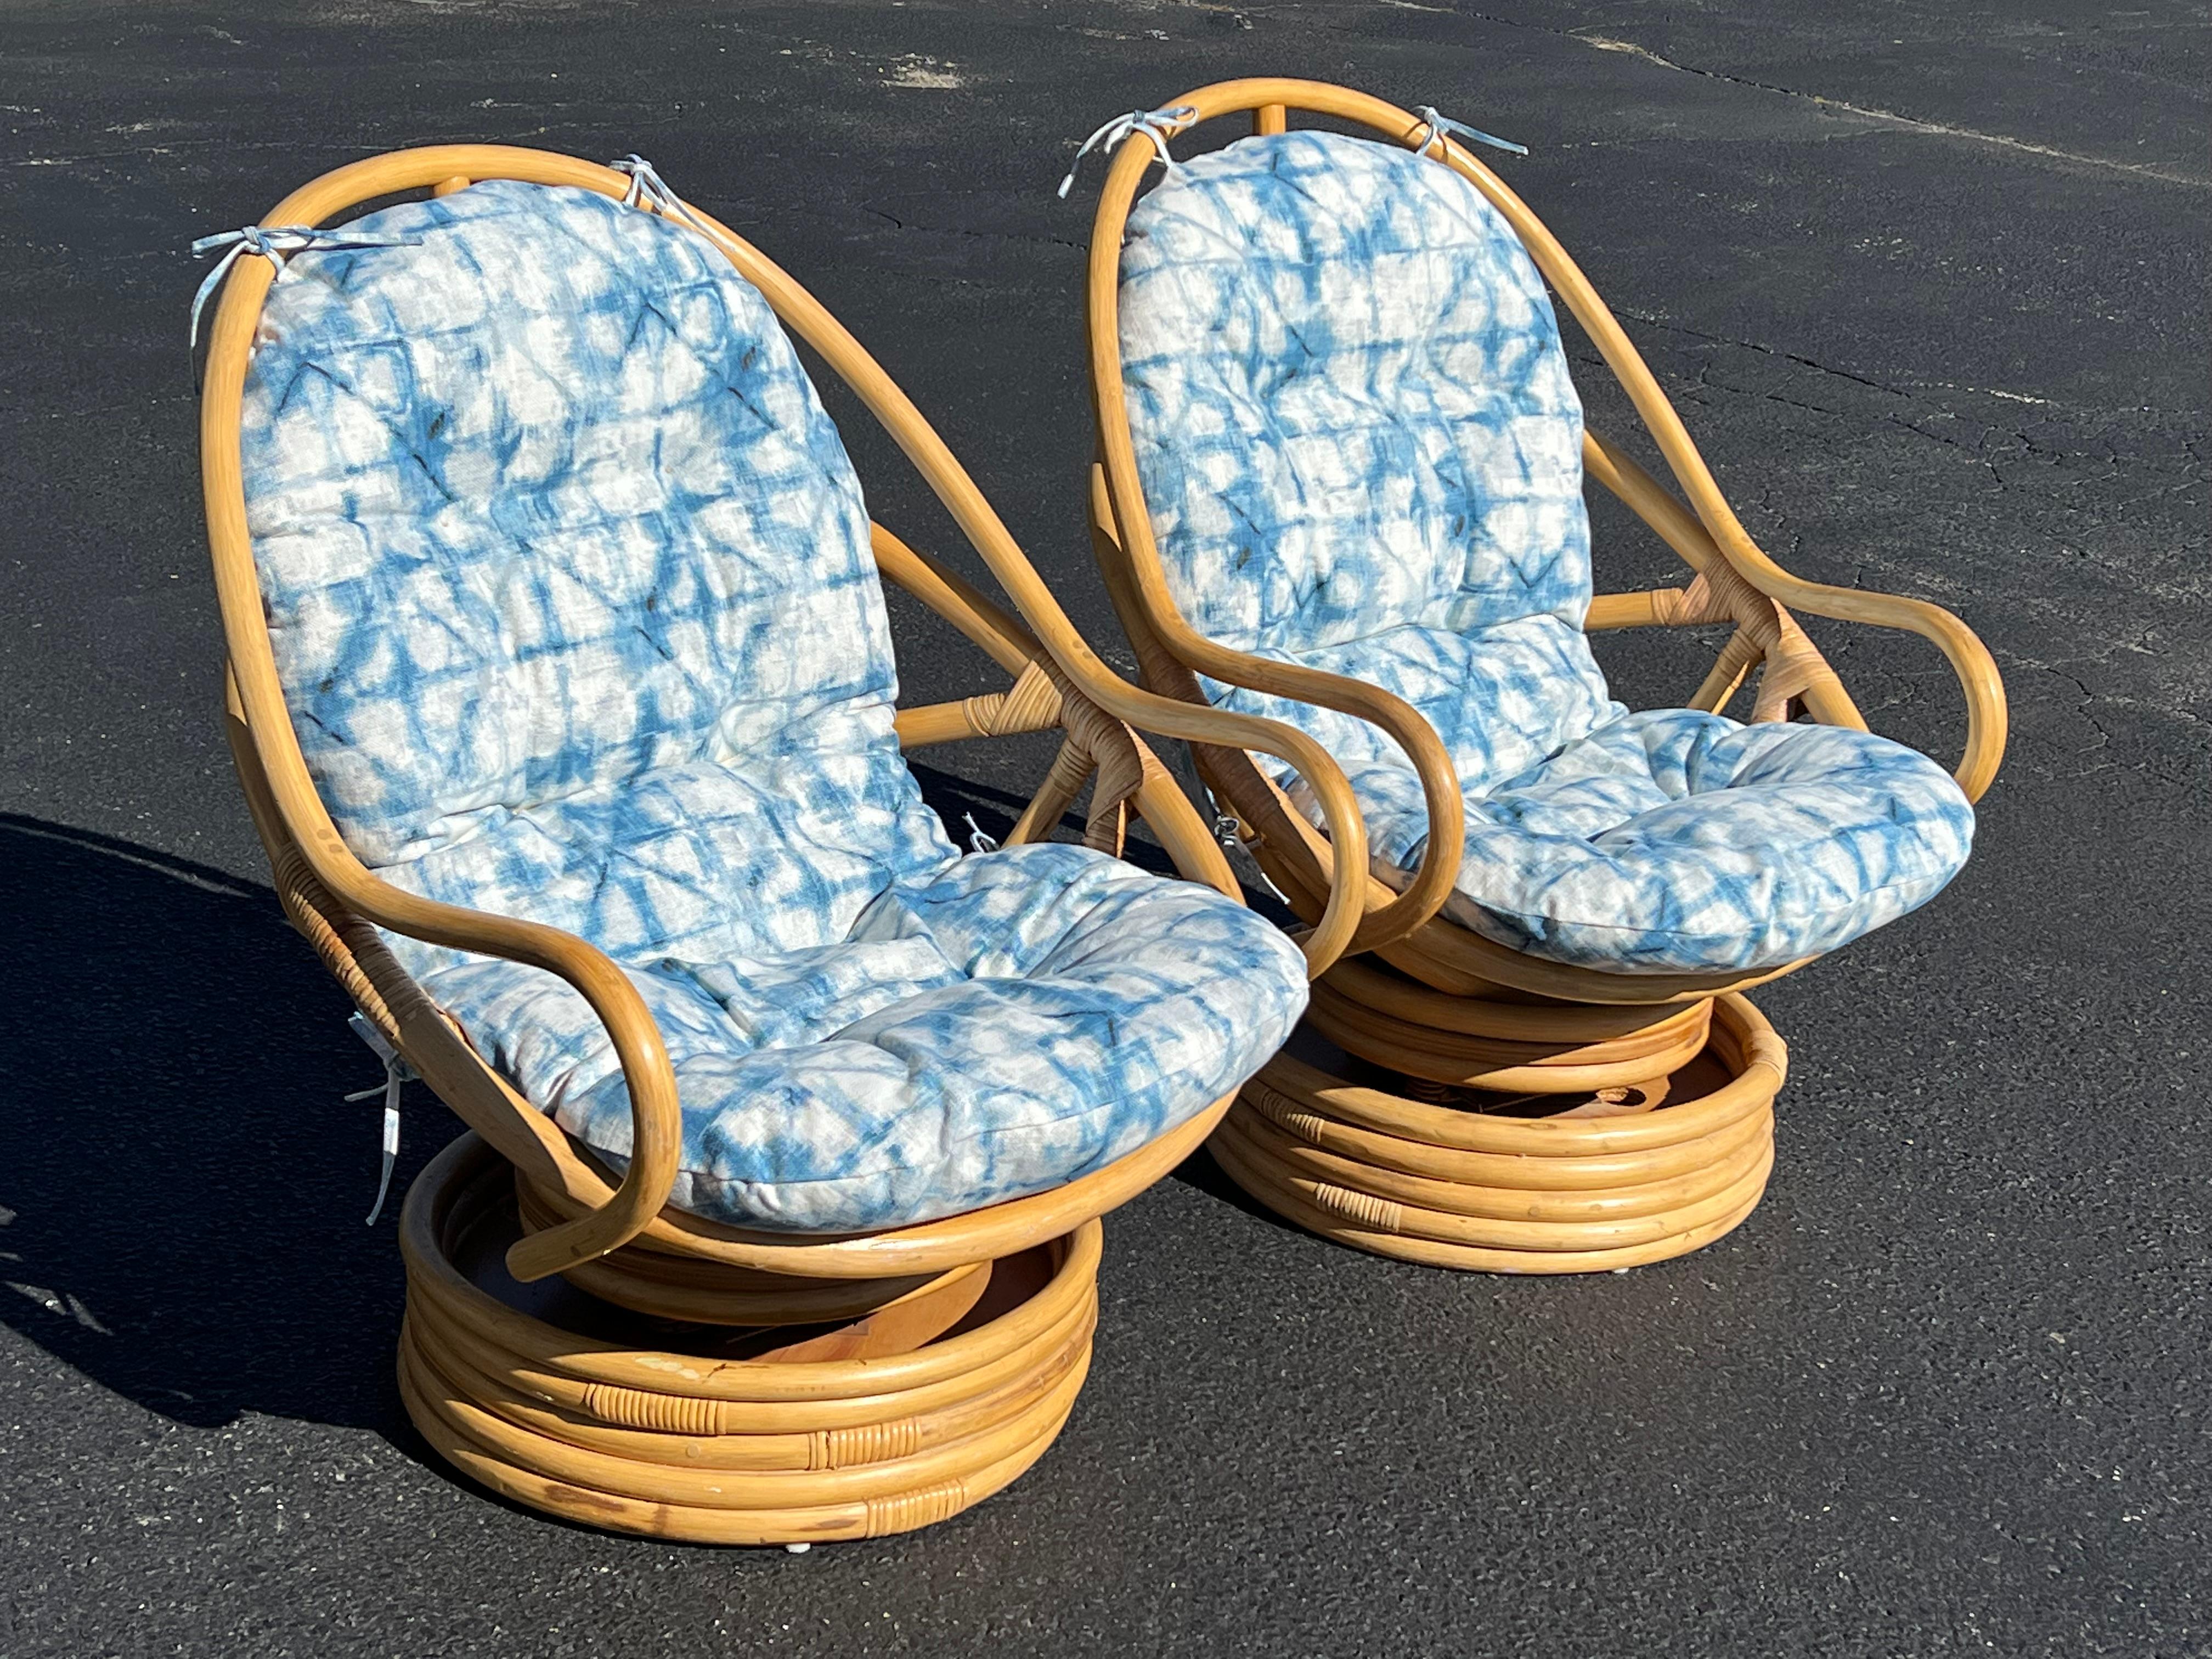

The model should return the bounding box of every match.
[1080,81,2007,1271]
[200,144,1367,1540]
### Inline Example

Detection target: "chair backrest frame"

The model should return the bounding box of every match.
[1082,80,2006,1003]
[201,145,1265,1280]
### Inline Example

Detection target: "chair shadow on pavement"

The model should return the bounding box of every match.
[0,774,1293,1436]
[0,812,421,1432]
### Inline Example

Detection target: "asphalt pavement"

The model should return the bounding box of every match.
[1,2,2206,1654]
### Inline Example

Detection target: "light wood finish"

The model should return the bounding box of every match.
[199,145,1316,1537]
[399,1136,1099,1543]
[1080,81,2007,1269]
[506,1086,1232,1282]
[1216,996,1784,1272]
[509,1177,989,1335]
[1306,980,1712,1092]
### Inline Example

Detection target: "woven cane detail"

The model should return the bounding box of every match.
[864,1479,969,1537]
[959,660,1064,738]
[812,1418,924,1470]
[581,1383,723,1436]
[1239,1081,1330,1146]
[1648,557,1839,721]
[1313,1181,1403,1233]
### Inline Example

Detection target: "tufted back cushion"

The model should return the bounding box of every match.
[241,181,953,968]
[1119,132,1619,790]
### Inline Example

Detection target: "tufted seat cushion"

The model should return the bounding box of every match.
[1119,131,1973,974]
[241,179,1306,1232]
[421,842,1296,1230]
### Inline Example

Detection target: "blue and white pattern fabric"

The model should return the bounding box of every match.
[1118,131,1974,974]
[239,178,1306,1231]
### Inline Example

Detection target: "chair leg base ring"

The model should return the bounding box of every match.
[1216,991,1786,1274]
[397,1133,1099,1544]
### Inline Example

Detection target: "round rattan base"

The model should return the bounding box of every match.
[397,1135,1099,1544]
[1213,992,1787,1273]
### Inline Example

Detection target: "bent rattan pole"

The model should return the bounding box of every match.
[426,1338,1088,1479]
[608,168,1374,973]
[401,1138,1109,1403]
[1243,1086,1776,1200]
[1257,994,1784,1153]
[512,1088,1233,1282]
[1209,995,1784,1273]
[1216,1104,1777,1252]
[397,1135,1105,1543]
[204,145,1275,1290]
[402,1330,1091,1513]
[1208,1124,1770,1275]
[1304,989,1712,1092]
[404,1271,1099,1437]
[403,1364,1076,1545]
[411,1291,1094,1466]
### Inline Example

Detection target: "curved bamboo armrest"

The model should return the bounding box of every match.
[1585,433,2007,802]
[1069,636,1393,976]
[1030,639,1376,977]
[1097,675,1376,976]
[1037,647,1381,977]
[192,165,699,1287]
[316,861,682,1283]
[221,677,684,1286]
[1144,621,1466,956]
[871,516,1373,979]
[366,892,675,1283]
[1086,471,1465,957]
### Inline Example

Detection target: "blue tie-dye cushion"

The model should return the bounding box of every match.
[1120,132,1973,974]
[240,179,1306,1231]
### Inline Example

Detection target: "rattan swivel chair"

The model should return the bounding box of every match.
[1075,81,2006,1273]
[197,144,1373,1542]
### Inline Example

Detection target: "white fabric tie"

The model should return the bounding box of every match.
[345,1013,416,1226]
[1057,105,1197,199]
[188,224,419,346]
[1410,105,1528,160]
[608,154,727,245]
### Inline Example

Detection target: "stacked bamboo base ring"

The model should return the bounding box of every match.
[1212,988,1788,1273]
[397,1134,1098,1544]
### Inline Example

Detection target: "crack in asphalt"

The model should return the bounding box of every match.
[2012,656,2212,782]
[1607,305,2015,411]
[1599,308,2210,512]
[1613,309,2063,487]
[1444,9,2207,187]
